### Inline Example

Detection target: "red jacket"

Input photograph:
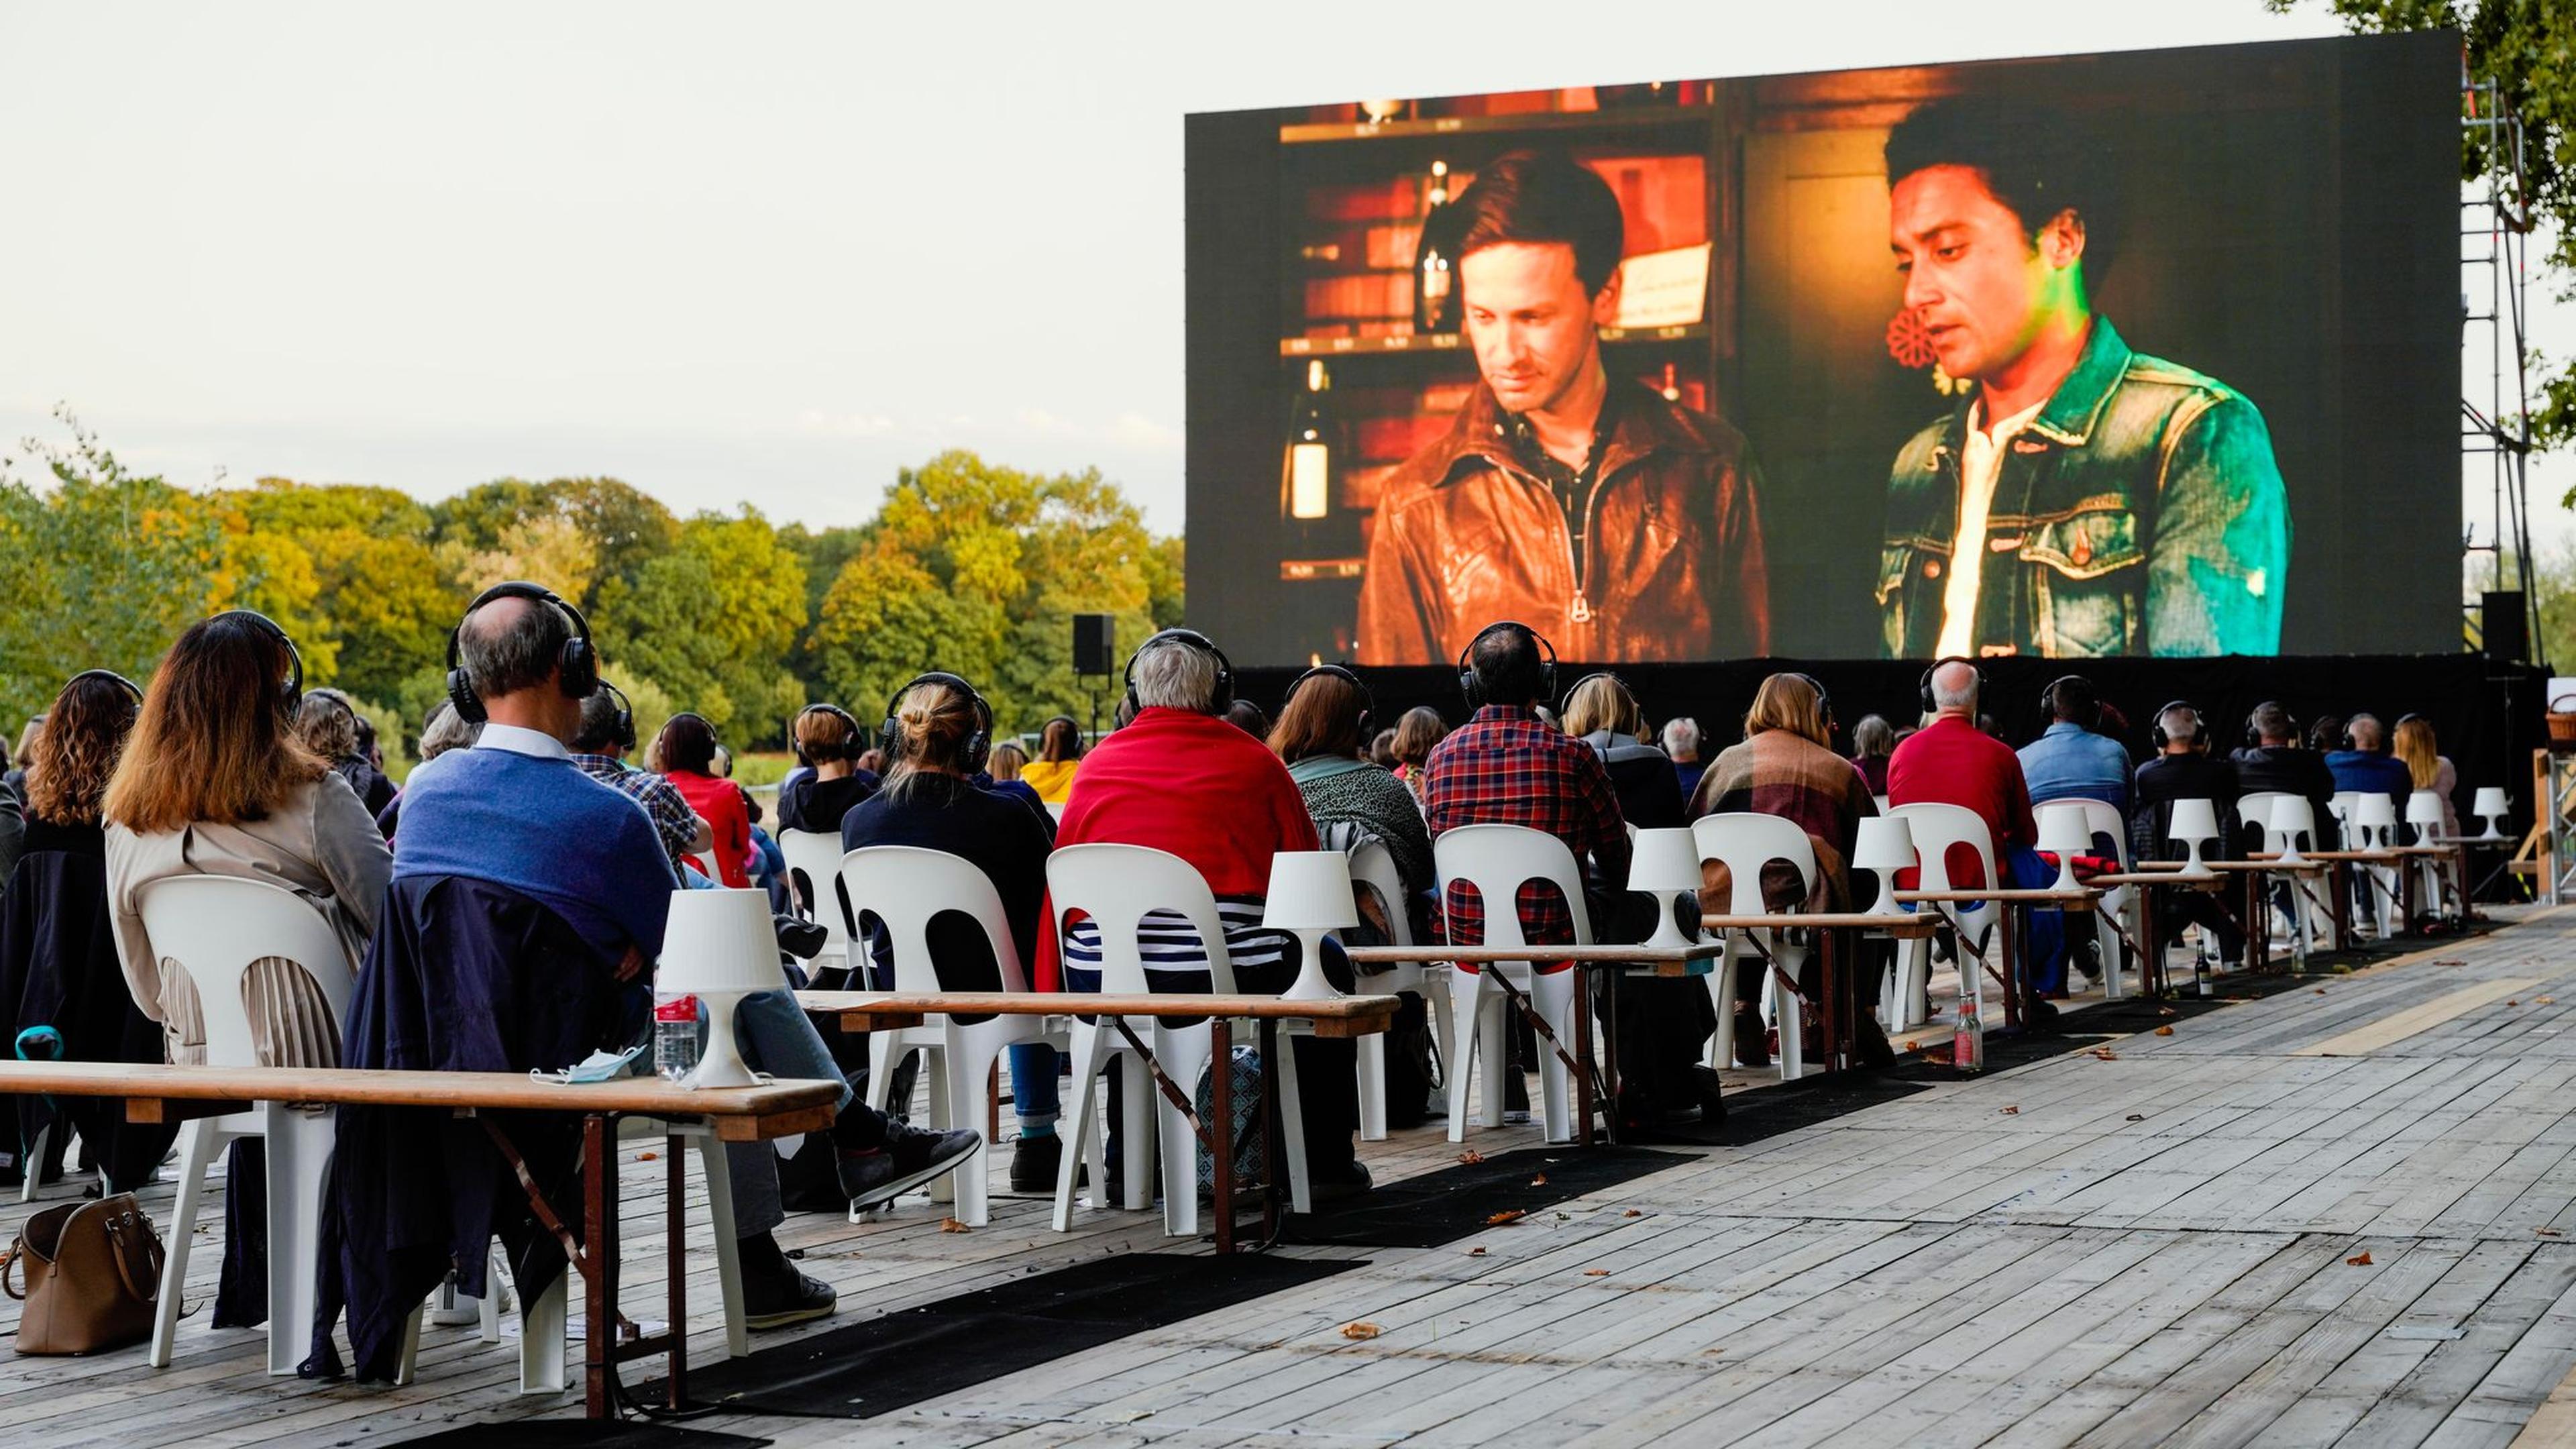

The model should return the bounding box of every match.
[667,769,753,890]
[1033,706,1320,989]
[1886,715,2037,888]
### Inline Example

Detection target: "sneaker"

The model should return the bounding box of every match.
[1009,1133,1062,1193]
[741,1255,837,1332]
[845,1124,981,1212]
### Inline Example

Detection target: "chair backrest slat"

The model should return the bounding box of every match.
[1046,844,1238,994]
[839,845,1030,994]
[1432,824,1593,951]
[131,874,353,1069]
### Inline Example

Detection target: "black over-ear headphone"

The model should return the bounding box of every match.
[2245,701,2294,751]
[60,669,144,706]
[445,581,599,725]
[881,673,993,775]
[1122,629,1234,716]
[598,680,638,753]
[1286,663,1373,743]
[794,702,867,765]
[1919,656,1981,716]
[2151,700,2204,750]
[1458,621,1558,710]
[207,609,304,718]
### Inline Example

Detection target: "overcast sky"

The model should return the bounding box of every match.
[0,0,2559,557]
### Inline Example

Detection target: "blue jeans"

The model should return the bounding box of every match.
[1010,1045,1061,1133]
[2006,846,2070,997]
[722,987,859,1234]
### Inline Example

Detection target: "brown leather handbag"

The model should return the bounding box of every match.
[1,1193,166,1355]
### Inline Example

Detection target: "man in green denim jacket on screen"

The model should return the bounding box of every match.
[1876,97,2288,659]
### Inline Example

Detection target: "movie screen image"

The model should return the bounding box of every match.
[1183,33,2459,665]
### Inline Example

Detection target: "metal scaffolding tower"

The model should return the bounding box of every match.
[2461,58,2542,663]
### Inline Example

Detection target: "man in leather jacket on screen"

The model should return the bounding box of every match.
[1876,97,2289,659]
[1358,150,1770,665]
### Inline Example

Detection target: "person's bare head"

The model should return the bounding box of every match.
[1929,659,1980,718]
[2347,713,2385,752]
[458,594,584,741]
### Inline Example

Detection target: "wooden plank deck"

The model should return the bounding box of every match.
[9,908,2576,1445]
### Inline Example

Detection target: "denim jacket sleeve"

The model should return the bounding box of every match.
[2146,392,2288,656]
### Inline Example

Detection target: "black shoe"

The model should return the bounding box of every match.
[1308,1160,1372,1203]
[1733,1008,1771,1069]
[1010,1133,1063,1193]
[2025,997,2062,1032]
[845,1124,981,1212]
[1688,1064,1729,1122]
[740,1252,837,1331]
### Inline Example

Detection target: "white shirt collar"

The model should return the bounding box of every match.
[474,722,573,762]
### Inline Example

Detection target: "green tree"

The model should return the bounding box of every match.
[219,479,460,706]
[432,476,676,612]
[808,450,1175,734]
[2268,1,2576,455]
[593,507,808,743]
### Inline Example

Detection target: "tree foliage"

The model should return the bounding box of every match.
[0,417,1178,753]
[2269,1,2576,458]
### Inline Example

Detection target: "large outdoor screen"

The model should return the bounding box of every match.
[1183,32,2459,665]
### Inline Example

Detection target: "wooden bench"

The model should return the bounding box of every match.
[796,990,1399,1252]
[0,1060,838,1420]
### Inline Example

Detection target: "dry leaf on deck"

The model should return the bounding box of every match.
[635,1152,659,1162]
[2126,1114,2146,1122]
[2090,1048,2119,1061]
[1623,1209,1642,1218]
[2154,1026,2176,1036]
[1341,1322,1382,1340]
[1530,1173,1549,1187]
[2000,1105,2021,1115]
[1468,1246,1488,1256]
[2347,1251,2375,1266]
[2539,997,2558,1006]
[1584,1269,1610,1277]
[2540,1228,2563,1238]
[940,1217,972,1234]
[1486,1210,1527,1226]
[1457,1150,1485,1166]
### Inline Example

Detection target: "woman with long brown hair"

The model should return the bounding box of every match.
[2392,714,2459,839]
[1,669,170,1190]
[101,610,390,1069]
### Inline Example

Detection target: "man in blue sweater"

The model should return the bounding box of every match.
[398,585,971,1329]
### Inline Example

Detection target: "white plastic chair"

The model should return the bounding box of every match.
[1432,825,1589,1144]
[1884,803,2000,1030]
[777,828,853,980]
[1690,813,1819,1079]
[842,845,1065,1226]
[2239,791,2324,961]
[1346,837,1450,1140]
[1044,844,1311,1237]
[2065,800,2137,998]
[132,875,352,1377]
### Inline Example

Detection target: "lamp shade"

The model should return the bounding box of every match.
[1853,816,1916,874]
[1629,827,1705,896]
[2406,790,2447,830]
[2475,786,2511,820]
[2167,798,2220,848]
[2353,793,2398,830]
[2037,804,2093,859]
[657,888,786,994]
[1262,851,1360,933]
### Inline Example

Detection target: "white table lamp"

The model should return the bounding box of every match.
[1629,827,1705,948]
[2405,790,2447,844]
[1263,851,1360,1000]
[2353,792,2398,849]
[657,888,786,1089]
[2266,795,2312,863]
[2037,804,2091,894]
[2474,787,2510,841]
[1853,816,1915,916]
[2167,798,2220,878]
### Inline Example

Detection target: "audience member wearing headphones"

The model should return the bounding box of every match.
[1036,628,1371,1197]
[837,673,1039,1191]
[777,703,881,837]
[2324,712,2415,820]
[1,667,171,1193]
[1662,716,1707,802]
[1563,672,1687,833]
[1887,659,2070,1008]
[1022,715,1085,804]
[2016,674,2135,818]
[103,610,390,1072]
[297,687,398,819]
[2229,702,2340,850]
[568,682,715,873]
[656,712,756,888]
[1422,623,1640,1127]
[1693,673,1886,1069]
[2131,702,2246,968]
[1267,663,1434,938]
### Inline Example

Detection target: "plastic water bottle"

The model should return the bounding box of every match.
[1953,994,1984,1073]
[653,993,700,1081]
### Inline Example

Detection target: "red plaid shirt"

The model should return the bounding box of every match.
[1424,705,1631,947]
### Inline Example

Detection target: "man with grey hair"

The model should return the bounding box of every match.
[1036,628,1370,1198]
[2325,711,2412,820]
[1886,659,2067,1004]
[1662,716,1706,800]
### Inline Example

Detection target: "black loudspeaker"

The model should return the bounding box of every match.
[1073,614,1116,677]
[2484,590,2530,662]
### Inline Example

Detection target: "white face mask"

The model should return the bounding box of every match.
[530,1043,646,1085]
